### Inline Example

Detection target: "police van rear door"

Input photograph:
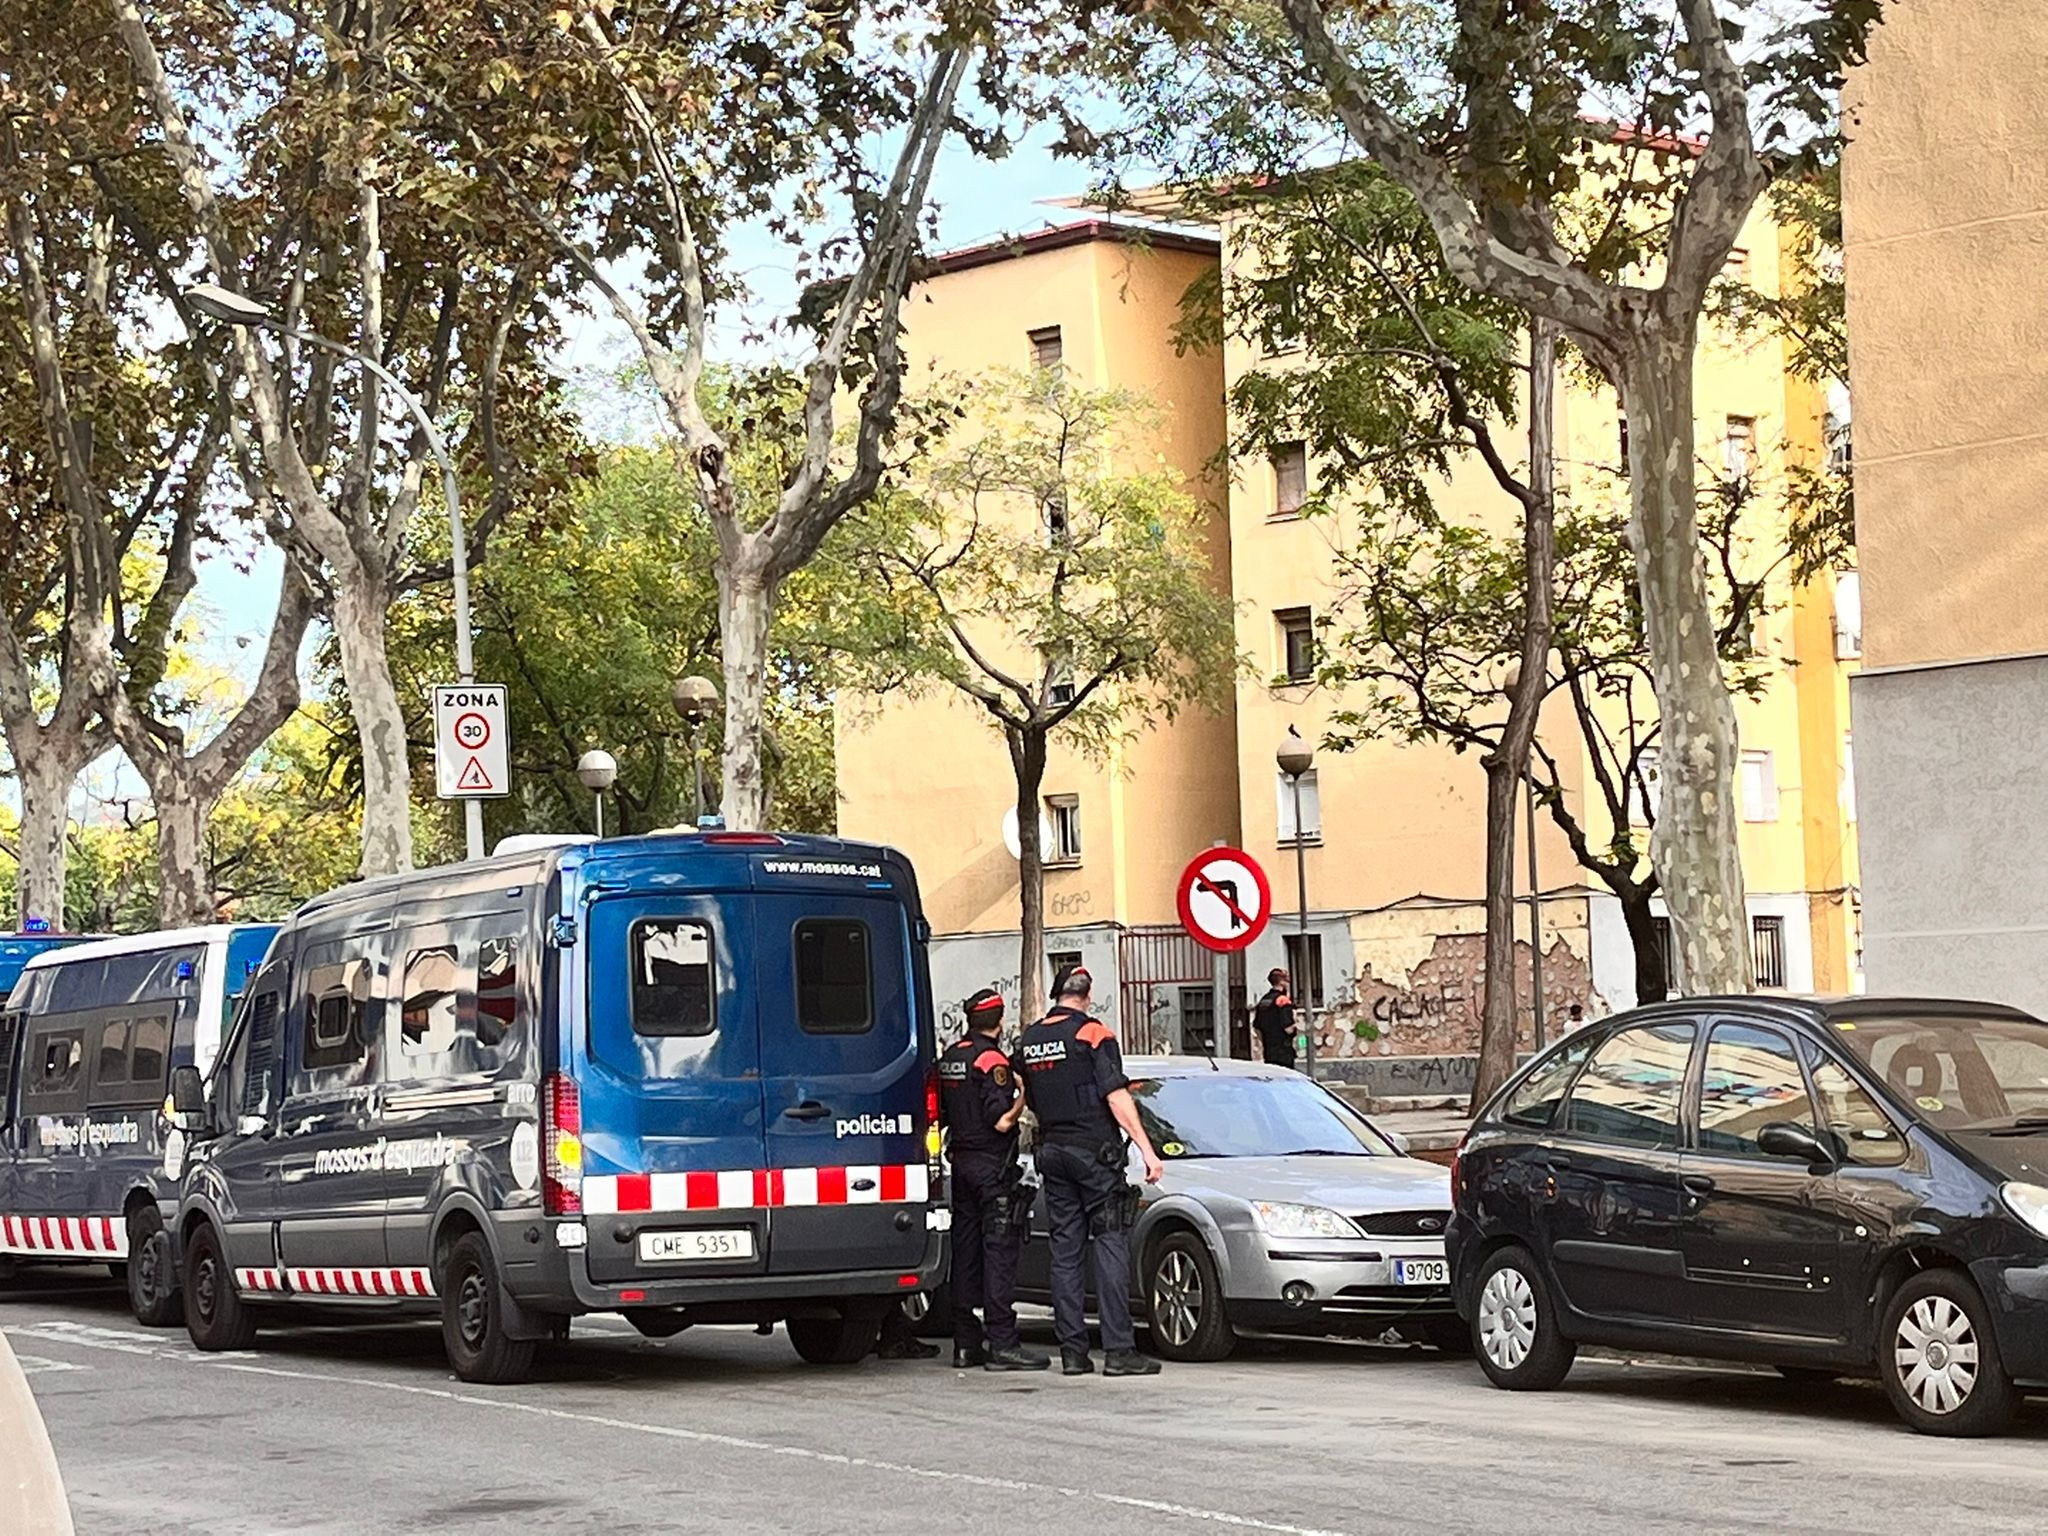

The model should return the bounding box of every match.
[754,870,929,1275]
[582,892,768,1285]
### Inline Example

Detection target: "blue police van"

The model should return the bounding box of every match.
[0,932,96,998]
[167,832,946,1383]
[1,924,277,1323]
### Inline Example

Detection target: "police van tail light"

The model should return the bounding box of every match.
[924,1065,942,1160]
[543,1072,583,1216]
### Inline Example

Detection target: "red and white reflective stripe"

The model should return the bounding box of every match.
[581,1163,929,1216]
[279,1267,437,1298]
[235,1268,285,1293]
[0,1214,129,1259]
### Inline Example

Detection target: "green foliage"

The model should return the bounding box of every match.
[851,371,1239,748]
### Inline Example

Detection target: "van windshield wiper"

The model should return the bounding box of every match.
[1988,1114,2048,1136]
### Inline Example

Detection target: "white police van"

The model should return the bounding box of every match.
[0,924,275,1322]
[168,833,946,1383]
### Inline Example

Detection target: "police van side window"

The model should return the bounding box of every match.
[0,1011,20,1127]
[475,936,519,1050]
[24,1025,87,1115]
[88,1013,171,1109]
[632,920,715,1037]
[795,920,873,1036]
[298,948,373,1079]
[401,946,462,1056]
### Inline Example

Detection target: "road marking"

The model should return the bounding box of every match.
[12,1352,87,1375]
[6,1322,1355,1536]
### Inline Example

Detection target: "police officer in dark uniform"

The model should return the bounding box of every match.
[1015,966,1163,1377]
[1252,967,1299,1071]
[939,989,1050,1372]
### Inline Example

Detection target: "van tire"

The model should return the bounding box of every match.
[183,1224,257,1352]
[126,1207,181,1327]
[787,1307,884,1365]
[441,1231,537,1385]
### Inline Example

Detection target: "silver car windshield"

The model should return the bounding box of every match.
[1130,1075,1388,1158]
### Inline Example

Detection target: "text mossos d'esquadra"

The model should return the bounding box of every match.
[38,1117,142,1150]
[313,1134,464,1176]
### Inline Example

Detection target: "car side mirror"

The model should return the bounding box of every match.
[168,1065,207,1131]
[1757,1121,1833,1166]
[1384,1129,1412,1156]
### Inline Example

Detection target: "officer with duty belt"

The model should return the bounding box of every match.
[1016,966,1164,1377]
[938,989,1050,1372]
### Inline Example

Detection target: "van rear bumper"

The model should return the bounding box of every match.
[495,1211,947,1316]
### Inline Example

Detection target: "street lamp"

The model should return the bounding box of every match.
[576,749,619,839]
[670,674,720,827]
[1276,726,1316,1079]
[182,282,485,861]
[1502,662,1547,1047]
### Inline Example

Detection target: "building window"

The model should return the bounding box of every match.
[1048,950,1083,989]
[1042,490,1070,546]
[1046,795,1082,864]
[1833,570,1862,659]
[1841,732,1857,823]
[1752,915,1788,990]
[1276,768,1322,844]
[1276,607,1315,683]
[1738,749,1778,823]
[1028,325,1063,370]
[1272,441,1308,517]
[1651,915,1680,996]
[1723,415,1757,489]
[1260,278,1303,355]
[1047,655,1076,707]
[1283,932,1325,1008]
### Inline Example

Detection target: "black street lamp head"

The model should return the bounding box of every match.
[671,674,719,725]
[182,283,273,327]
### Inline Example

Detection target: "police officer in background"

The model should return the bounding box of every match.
[1252,967,1299,1071]
[938,989,1050,1372]
[1016,966,1163,1377]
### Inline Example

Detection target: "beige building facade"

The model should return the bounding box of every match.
[837,207,1862,1074]
[1843,0,2048,1011]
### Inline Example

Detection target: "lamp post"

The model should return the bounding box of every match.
[671,674,720,827]
[1502,663,1548,1048]
[182,282,484,862]
[576,750,619,839]
[1276,727,1316,1079]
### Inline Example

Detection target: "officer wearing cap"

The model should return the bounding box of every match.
[1015,965,1163,1377]
[938,989,1050,1372]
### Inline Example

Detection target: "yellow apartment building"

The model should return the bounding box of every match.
[1842,0,2048,1013]
[836,209,1862,1076]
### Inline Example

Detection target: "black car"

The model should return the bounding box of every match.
[1446,996,2048,1436]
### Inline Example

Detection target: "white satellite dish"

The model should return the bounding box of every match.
[1001,805,1058,861]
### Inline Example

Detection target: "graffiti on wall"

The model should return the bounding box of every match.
[1312,933,1594,1060]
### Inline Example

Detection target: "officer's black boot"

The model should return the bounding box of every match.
[1060,1347,1094,1376]
[983,1343,1051,1372]
[953,1343,989,1368]
[1103,1349,1161,1377]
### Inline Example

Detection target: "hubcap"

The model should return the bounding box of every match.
[1896,1295,1979,1415]
[1152,1250,1203,1347]
[136,1231,167,1301]
[1479,1266,1537,1371]
[457,1269,490,1348]
[195,1254,218,1321]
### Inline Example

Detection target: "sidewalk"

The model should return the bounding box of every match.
[1326,1084,1470,1164]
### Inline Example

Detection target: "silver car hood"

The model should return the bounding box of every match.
[1157,1154,1450,1212]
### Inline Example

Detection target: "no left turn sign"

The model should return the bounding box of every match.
[1176,847,1273,954]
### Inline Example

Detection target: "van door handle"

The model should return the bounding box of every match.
[1538,1153,1572,1171]
[783,1101,831,1121]
[1682,1174,1716,1197]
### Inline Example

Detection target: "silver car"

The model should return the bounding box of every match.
[1013,1055,1462,1361]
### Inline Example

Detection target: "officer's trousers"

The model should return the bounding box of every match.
[1036,1141,1136,1354]
[950,1154,1022,1352]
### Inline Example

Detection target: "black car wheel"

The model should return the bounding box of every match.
[1144,1230,1236,1362]
[126,1207,181,1328]
[182,1223,257,1353]
[787,1305,885,1365]
[1879,1270,2017,1437]
[440,1231,538,1385]
[1472,1246,1574,1391]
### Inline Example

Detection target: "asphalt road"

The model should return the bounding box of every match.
[13,1269,2048,1535]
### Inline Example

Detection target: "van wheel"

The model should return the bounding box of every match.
[441,1231,538,1385]
[126,1207,181,1327]
[183,1224,257,1352]
[787,1307,883,1365]
[1473,1246,1574,1391]
[1145,1231,1236,1362]
[1879,1269,2017,1437]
